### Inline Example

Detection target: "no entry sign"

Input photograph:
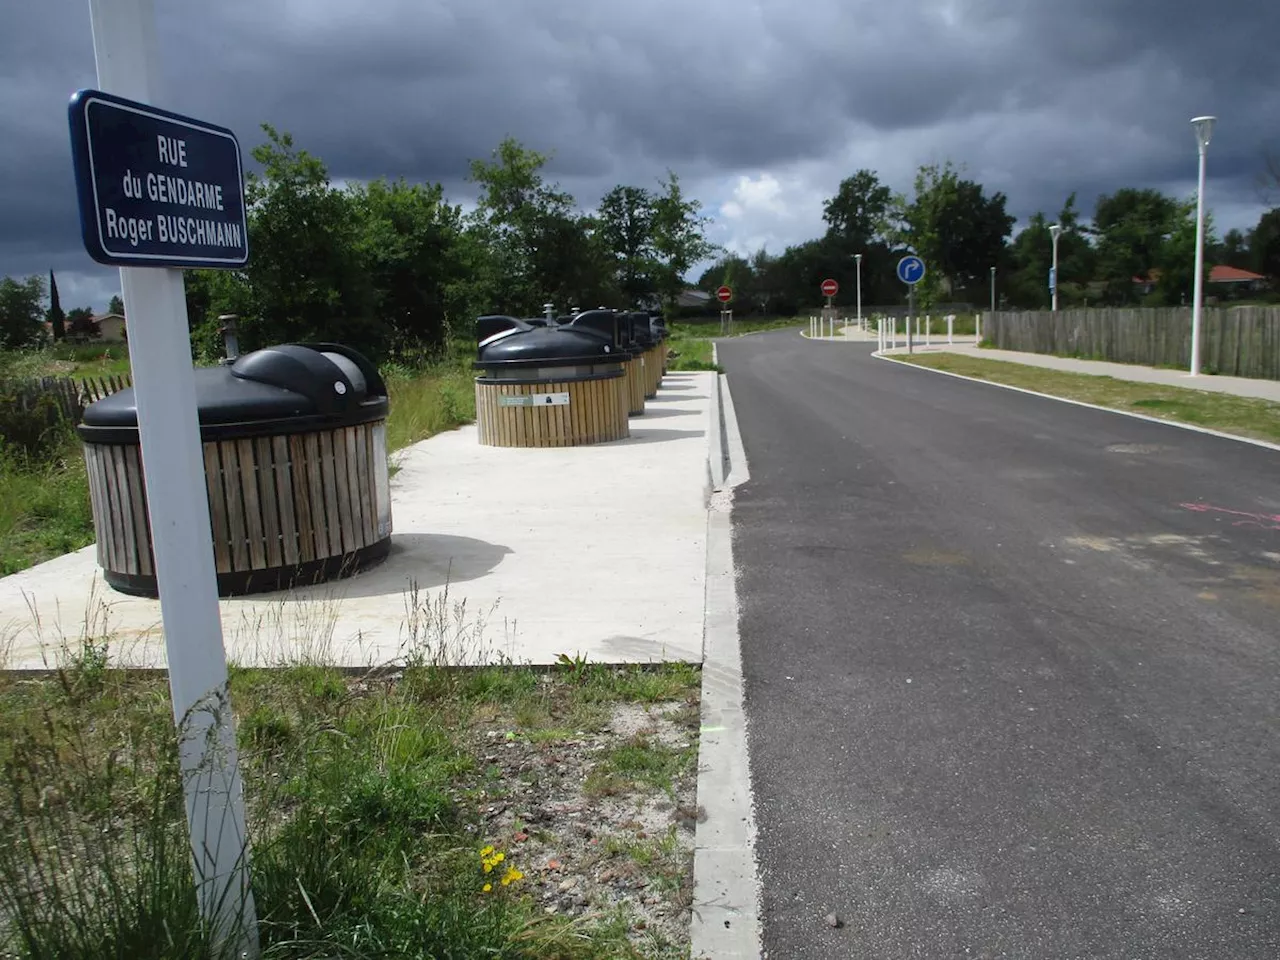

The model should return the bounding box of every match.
[68,89,249,269]
[716,285,733,303]
[821,278,839,298]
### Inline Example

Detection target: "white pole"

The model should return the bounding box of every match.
[87,2,257,955]
[976,311,982,344]
[1190,116,1215,377]
[925,315,931,347]
[947,314,954,344]
[1049,225,1061,312]
[855,254,863,331]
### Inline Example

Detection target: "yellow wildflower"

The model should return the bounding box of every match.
[482,883,492,893]
[500,866,524,887]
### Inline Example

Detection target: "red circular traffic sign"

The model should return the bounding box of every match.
[716,285,733,303]
[821,278,839,297]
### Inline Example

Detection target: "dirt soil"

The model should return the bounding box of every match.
[465,685,702,957]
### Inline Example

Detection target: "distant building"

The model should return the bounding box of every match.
[1132,265,1268,299]
[93,312,127,341]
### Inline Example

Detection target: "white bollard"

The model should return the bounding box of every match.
[947,314,954,344]
[925,315,931,347]
[976,311,982,343]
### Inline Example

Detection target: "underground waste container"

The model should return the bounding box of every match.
[613,313,647,416]
[78,342,393,597]
[474,316,629,447]
[627,311,664,399]
[568,309,635,429]
[649,312,669,374]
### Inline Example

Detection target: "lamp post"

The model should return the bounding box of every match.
[989,265,996,313]
[1048,224,1062,311]
[1190,115,1216,377]
[854,253,863,331]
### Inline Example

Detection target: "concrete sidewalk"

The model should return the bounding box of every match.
[882,341,1280,403]
[0,371,718,670]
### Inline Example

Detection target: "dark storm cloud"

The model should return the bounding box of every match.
[2,0,1276,308]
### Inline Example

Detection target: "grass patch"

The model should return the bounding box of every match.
[0,654,700,959]
[0,343,132,380]
[383,342,478,453]
[0,441,95,576]
[897,352,1280,444]
[584,735,695,800]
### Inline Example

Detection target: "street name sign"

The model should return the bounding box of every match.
[68,88,248,269]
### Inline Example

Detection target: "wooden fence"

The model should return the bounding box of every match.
[0,373,133,429]
[983,306,1280,380]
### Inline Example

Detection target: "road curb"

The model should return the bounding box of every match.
[879,354,1280,455]
[691,370,762,960]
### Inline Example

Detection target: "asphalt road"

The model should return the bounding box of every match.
[718,330,1280,960]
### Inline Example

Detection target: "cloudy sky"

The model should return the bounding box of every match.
[3,0,1277,311]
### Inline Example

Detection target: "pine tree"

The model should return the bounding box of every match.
[47,270,66,341]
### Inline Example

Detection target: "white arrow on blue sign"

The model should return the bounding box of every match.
[897,255,926,285]
[68,89,249,269]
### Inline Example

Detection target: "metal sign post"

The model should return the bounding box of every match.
[78,2,256,954]
[896,256,926,356]
[716,285,733,336]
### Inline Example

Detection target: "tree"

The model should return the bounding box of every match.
[234,125,381,355]
[892,161,1014,304]
[468,137,577,315]
[597,185,658,306]
[1151,200,1205,306]
[351,176,467,350]
[66,306,100,340]
[108,294,125,316]
[0,276,45,350]
[1005,194,1097,308]
[47,271,66,342]
[1251,208,1280,281]
[822,170,893,250]
[650,171,716,314]
[1090,188,1181,303]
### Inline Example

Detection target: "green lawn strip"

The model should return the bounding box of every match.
[896,352,1280,445]
[0,658,701,959]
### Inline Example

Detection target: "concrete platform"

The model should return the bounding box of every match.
[1,371,716,670]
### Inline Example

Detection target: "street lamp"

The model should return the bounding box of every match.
[989,266,996,313]
[1048,224,1062,311]
[1190,114,1216,376]
[854,253,863,330]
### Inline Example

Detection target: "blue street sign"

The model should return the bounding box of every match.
[68,89,248,269]
[897,255,926,285]
[1048,266,1057,291]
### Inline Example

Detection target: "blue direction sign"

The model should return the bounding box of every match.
[68,89,248,269]
[897,255,926,285]
[1048,266,1058,291]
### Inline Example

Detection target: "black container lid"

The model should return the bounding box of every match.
[78,342,389,444]
[474,323,620,371]
[627,311,655,347]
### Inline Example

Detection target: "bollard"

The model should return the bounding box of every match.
[976,311,982,343]
[947,314,954,345]
[925,315,931,347]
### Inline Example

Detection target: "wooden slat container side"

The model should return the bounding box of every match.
[82,421,390,595]
[475,376,629,448]
[625,358,645,416]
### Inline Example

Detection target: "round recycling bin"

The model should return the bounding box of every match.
[474,317,628,447]
[649,313,669,374]
[614,314,647,416]
[567,310,634,434]
[78,343,393,597]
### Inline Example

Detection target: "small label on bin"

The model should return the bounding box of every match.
[499,393,570,407]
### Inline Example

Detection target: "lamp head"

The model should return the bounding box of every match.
[1191,115,1216,149]
[1048,223,1062,240]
